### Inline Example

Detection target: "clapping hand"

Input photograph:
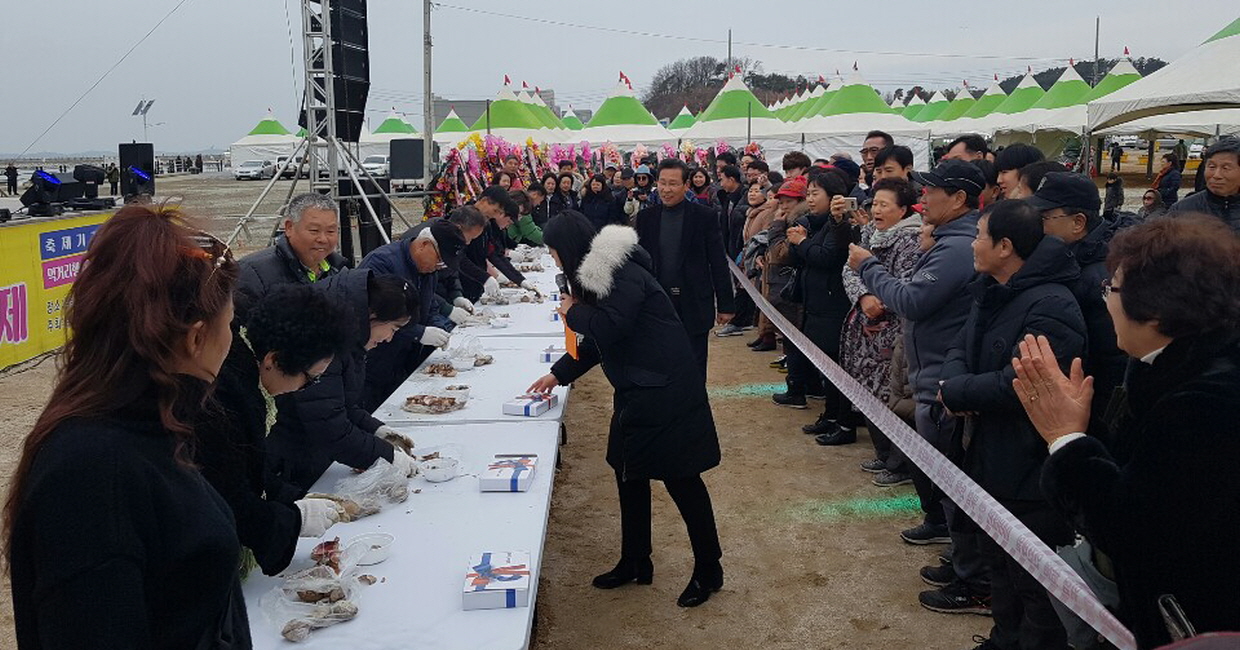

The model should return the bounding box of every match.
[786,225,808,245]
[847,244,874,270]
[1011,334,1093,444]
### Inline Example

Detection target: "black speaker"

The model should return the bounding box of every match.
[336,177,391,265]
[73,164,105,199]
[300,0,369,143]
[389,138,424,179]
[118,143,156,197]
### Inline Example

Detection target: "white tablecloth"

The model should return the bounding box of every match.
[242,421,560,650]
[374,337,569,426]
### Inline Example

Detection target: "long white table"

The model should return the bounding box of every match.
[242,421,560,650]
[374,337,570,426]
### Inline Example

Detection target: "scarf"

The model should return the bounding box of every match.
[868,213,923,249]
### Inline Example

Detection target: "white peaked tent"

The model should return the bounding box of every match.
[1089,17,1240,130]
[359,112,418,159]
[1000,65,1094,136]
[934,80,1009,138]
[679,74,787,140]
[667,105,698,134]
[468,86,550,143]
[578,82,676,144]
[229,111,297,166]
[1095,107,1240,138]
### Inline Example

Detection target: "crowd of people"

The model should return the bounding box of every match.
[2,126,1238,648]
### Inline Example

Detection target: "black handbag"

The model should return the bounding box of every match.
[778,268,802,304]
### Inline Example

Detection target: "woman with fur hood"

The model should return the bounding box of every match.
[527,211,724,609]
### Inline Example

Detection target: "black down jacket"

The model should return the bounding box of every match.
[551,225,721,481]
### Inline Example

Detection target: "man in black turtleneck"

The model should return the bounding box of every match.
[635,159,735,378]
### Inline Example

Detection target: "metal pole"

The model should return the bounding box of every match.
[486,100,492,136]
[727,29,732,72]
[1092,16,1101,87]
[422,0,433,189]
[227,136,310,246]
[747,101,752,143]
[334,140,413,231]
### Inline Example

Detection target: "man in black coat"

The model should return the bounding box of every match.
[635,159,735,377]
[235,192,349,321]
[939,201,1086,650]
[456,185,535,301]
[1029,173,1127,443]
[715,164,745,250]
[358,218,469,410]
[1167,137,1240,233]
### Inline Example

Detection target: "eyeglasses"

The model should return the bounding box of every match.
[301,370,324,390]
[859,147,883,156]
[1101,278,1121,299]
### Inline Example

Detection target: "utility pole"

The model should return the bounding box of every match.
[423,0,433,189]
[1092,16,1101,87]
[727,29,732,73]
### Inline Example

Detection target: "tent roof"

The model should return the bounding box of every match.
[561,108,585,130]
[781,85,822,121]
[694,75,778,122]
[586,82,662,128]
[1029,65,1092,109]
[815,72,895,117]
[373,113,418,135]
[1089,17,1240,130]
[436,108,470,133]
[247,112,291,136]
[991,73,1046,114]
[936,88,978,121]
[470,87,546,131]
[1095,107,1240,137]
[911,91,951,122]
[1081,59,1142,103]
[900,94,927,120]
[668,105,697,131]
[961,82,1008,119]
[798,75,846,120]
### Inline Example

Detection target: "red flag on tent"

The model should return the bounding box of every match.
[619,71,626,82]
[817,74,825,84]
[1123,46,1130,56]
[994,73,999,81]
[521,80,529,89]
[1069,57,1075,66]
[1027,65,1032,73]
[503,74,511,85]
[734,64,741,74]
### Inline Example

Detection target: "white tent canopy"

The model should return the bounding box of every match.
[229,111,297,166]
[1095,107,1240,138]
[1088,17,1240,130]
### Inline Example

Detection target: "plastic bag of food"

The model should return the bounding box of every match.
[334,457,409,508]
[260,564,368,642]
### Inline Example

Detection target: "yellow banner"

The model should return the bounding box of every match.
[0,212,113,368]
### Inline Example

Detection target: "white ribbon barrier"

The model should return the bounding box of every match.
[729,262,1136,650]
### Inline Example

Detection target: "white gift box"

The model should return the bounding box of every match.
[463,551,531,610]
[502,393,558,417]
[539,346,567,363]
[479,454,538,492]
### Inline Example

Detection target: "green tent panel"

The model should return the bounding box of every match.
[668,106,697,130]
[1205,16,1240,43]
[1029,65,1092,109]
[911,92,951,122]
[373,114,418,135]
[561,109,585,130]
[961,82,1008,119]
[901,95,927,121]
[991,73,1046,115]
[695,75,777,122]
[437,108,470,133]
[815,73,894,116]
[936,89,978,121]
[248,113,291,136]
[469,88,546,130]
[586,84,662,128]
[1081,59,1143,103]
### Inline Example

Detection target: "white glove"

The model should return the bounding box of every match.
[483,276,501,297]
[296,498,344,538]
[520,280,536,292]
[376,424,415,455]
[419,326,450,348]
[390,449,418,478]
[449,307,471,324]
[453,296,475,313]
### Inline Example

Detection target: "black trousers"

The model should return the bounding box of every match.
[866,416,910,473]
[109,181,118,195]
[731,278,756,328]
[686,330,708,380]
[616,472,722,568]
[6,179,16,195]
[980,502,1074,650]
[787,311,853,422]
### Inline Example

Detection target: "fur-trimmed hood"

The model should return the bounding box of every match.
[575,225,641,299]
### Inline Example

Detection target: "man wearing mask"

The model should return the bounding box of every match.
[635,159,736,377]
[1168,137,1240,232]
[359,217,469,409]
[236,192,349,321]
[847,160,990,612]
[1028,172,1127,442]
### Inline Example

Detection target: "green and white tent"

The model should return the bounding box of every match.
[561,107,585,131]
[433,108,471,144]
[911,91,951,122]
[230,111,297,165]
[994,65,1096,137]
[1088,17,1240,131]
[681,74,785,140]
[779,87,816,121]
[580,82,674,144]
[667,105,698,133]
[360,111,418,158]
[962,72,1047,135]
[961,80,1008,119]
[890,97,904,115]
[518,90,569,134]
[796,75,846,121]
[776,72,928,140]
[469,87,548,142]
[1081,59,1142,103]
[1029,65,1092,110]
[900,94,927,121]
[935,86,978,122]
[933,80,1008,137]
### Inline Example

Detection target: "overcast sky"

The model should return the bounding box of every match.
[2,0,1235,155]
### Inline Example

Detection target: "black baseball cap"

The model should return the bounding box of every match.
[619,168,635,180]
[427,219,466,271]
[1025,171,1101,213]
[912,160,986,197]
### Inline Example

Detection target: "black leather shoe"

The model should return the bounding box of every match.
[801,415,838,434]
[815,426,857,446]
[592,557,653,589]
[677,562,723,607]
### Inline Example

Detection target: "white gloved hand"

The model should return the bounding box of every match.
[453,297,475,313]
[520,280,536,292]
[419,326,450,348]
[483,276,501,297]
[376,424,415,455]
[390,449,418,478]
[296,498,344,538]
[449,307,471,324]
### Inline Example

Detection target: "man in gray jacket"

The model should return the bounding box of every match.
[848,159,990,615]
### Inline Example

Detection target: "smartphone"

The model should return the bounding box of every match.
[843,197,858,211]
[555,273,571,296]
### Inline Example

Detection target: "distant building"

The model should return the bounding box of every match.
[432,89,592,128]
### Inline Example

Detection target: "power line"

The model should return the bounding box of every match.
[434,2,1079,63]
[18,0,196,157]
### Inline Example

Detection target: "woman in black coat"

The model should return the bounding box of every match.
[1012,216,1240,648]
[194,285,354,576]
[548,172,579,219]
[579,173,619,231]
[528,212,724,608]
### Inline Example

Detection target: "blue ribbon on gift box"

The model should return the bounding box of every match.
[489,457,535,491]
[468,552,530,593]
